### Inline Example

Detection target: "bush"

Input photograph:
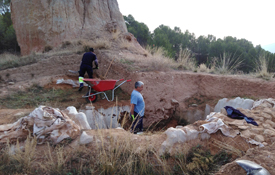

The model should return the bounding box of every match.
[44,45,53,52]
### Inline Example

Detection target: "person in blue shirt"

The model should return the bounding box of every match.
[130,81,145,134]
[78,48,98,91]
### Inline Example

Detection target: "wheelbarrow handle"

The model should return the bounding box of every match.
[127,79,131,82]
[119,79,124,81]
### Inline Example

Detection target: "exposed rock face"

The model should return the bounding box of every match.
[11,0,127,55]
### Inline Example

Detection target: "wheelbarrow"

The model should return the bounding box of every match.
[82,78,131,103]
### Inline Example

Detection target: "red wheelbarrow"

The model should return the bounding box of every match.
[82,78,131,103]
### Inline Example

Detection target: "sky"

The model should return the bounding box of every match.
[117,0,274,47]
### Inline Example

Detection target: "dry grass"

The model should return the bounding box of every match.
[177,48,197,71]
[253,53,274,80]
[40,143,69,174]
[0,53,38,70]
[0,38,113,68]
[42,38,111,57]
[93,38,111,49]
[119,38,134,50]
[119,45,176,72]
[112,31,121,41]
[213,52,243,74]
[211,139,243,157]
[197,63,215,73]
[0,137,38,174]
[0,126,233,175]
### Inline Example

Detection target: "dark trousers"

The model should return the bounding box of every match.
[79,64,93,78]
[131,112,143,133]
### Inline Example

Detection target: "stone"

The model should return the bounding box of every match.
[262,123,272,129]
[266,120,275,128]
[11,0,127,55]
[250,127,264,134]
[263,129,275,136]
[241,129,254,138]
[254,134,265,142]
[261,112,273,120]
[238,125,249,130]
[171,98,179,105]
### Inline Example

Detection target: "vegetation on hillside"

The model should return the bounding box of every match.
[123,14,275,74]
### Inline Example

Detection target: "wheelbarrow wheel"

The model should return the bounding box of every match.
[85,91,98,103]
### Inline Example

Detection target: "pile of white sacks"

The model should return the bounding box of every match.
[0,105,129,144]
[1,97,275,153]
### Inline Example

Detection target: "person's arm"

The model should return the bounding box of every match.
[94,55,98,69]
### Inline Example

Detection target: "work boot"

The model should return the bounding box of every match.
[78,83,84,92]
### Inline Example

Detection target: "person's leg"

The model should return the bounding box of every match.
[86,65,94,78]
[139,117,143,132]
[134,116,143,132]
[78,65,86,91]
[130,112,140,133]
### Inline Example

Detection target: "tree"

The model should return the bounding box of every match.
[0,0,10,14]
[122,14,275,73]
[124,15,151,46]
[0,0,20,53]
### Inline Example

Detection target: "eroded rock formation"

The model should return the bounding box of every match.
[11,0,127,55]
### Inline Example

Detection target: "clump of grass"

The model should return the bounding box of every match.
[89,130,168,174]
[197,63,214,73]
[40,143,68,174]
[117,45,175,71]
[0,130,235,175]
[254,53,274,80]
[0,53,38,70]
[174,144,232,175]
[93,38,111,49]
[0,137,37,174]
[140,46,175,71]
[112,30,121,40]
[44,45,53,52]
[177,48,197,71]
[145,45,168,57]
[213,52,243,74]
[61,41,72,48]
[119,38,133,49]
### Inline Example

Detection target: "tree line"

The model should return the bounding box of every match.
[124,14,275,73]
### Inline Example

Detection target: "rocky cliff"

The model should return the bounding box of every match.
[11,0,127,55]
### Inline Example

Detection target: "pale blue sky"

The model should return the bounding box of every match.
[117,0,274,46]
